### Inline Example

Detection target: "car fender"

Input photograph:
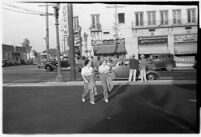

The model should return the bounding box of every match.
[146,70,160,78]
[110,70,117,80]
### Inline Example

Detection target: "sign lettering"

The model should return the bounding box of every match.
[91,38,125,46]
[138,36,168,45]
[174,34,197,43]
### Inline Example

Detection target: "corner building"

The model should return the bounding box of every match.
[69,4,198,66]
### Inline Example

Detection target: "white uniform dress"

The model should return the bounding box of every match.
[81,66,95,102]
[98,64,113,101]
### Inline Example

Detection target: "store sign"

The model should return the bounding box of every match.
[138,36,168,45]
[174,34,197,43]
[92,38,125,46]
[74,33,81,46]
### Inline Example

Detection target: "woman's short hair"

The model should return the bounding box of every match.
[84,59,90,66]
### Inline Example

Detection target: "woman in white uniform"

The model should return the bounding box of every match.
[98,59,113,103]
[81,59,96,104]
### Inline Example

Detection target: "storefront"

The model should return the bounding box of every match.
[15,46,27,64]
[2,44,14,62]
[138,35,170,58]
[173,33,197,66]
[92,38,127,58]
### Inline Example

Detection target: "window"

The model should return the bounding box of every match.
[135,12,144,26]
[147,11,156,26]
[187,9,196,23]
[173,9,181,25]
[118,13,125,24]
[73,16,79,31]
[160,10,168,25]
[91,14,100,28]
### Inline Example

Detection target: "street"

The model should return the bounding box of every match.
[2,65,196,83]
[2,65,198,133]
[3,84,197,133]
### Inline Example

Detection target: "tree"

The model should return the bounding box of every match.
[22,38,32,61]
[43,48,58,58]
[32,50,39,57]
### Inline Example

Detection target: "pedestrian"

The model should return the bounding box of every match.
[98,59,113,103]
[128,55,139,82]
[139,54,147,82]
[81,59,96,104]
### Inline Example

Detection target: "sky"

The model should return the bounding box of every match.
[2,0,56,52]
[1,0,200,53]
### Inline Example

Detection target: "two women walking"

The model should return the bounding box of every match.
[81,58,113,104]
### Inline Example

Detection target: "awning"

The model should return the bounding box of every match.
[138,45,169,54]
[174,43,197,55]
[93,45,127,55]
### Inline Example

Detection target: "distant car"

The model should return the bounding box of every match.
[44,60,80,72]
[2,59,9,67]
[109,59,160,80]
[150,54,176,71]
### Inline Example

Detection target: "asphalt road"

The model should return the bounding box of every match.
[2,65,196,83]
[3,84,197,133]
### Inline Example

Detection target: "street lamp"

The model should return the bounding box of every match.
[53,3,64,82]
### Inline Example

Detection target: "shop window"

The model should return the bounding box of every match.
[147,11,156,26]
[118,13,125,24]
[173,9,181,25]
[187,8,196,23]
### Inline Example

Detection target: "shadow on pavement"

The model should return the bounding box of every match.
[82,85,197,133]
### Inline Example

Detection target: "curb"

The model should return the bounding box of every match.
[3,80,196,87]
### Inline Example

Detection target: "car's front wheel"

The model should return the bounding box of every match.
[165,63,173,71]
[147,73,156,80]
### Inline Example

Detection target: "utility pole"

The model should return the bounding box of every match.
[46,4,49,59]
[114,4,118,39]
[53,3,64,82]
[114,4,118,55]
[39,4,53,61]
[84,32,88,57]
[68,3,76,81]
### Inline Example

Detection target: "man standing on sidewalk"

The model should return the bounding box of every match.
[129,55,139,82]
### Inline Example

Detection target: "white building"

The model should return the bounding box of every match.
[60,4,198,66]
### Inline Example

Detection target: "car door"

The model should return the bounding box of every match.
[152,55,163,69]
[113,60,129,78]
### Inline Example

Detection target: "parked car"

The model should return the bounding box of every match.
[149,54,176,71]
[2,59,9,67]
[109,58,160,80]
[44,60,81,72]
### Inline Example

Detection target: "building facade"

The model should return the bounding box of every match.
[60,4,198,66]
[2,44,27,64]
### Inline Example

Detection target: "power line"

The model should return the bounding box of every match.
[2,7,42,15]
[3,3,45,14]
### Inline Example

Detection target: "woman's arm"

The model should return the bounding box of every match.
[82,75,88,83]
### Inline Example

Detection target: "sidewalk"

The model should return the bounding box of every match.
[3,80,196,87]
[175,64,195,70]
